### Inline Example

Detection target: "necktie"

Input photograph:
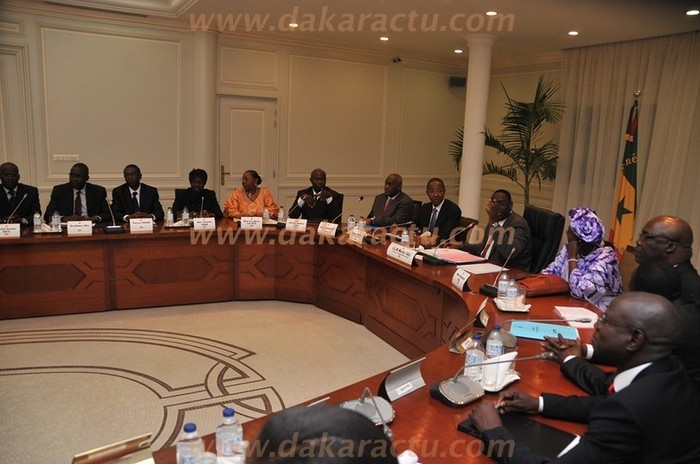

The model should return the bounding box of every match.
[428,207,438,232]
[383,197,392,212]
[8,189,15,202]
[132,191,139,211]
[607,382,616,395]
[481,226,495,258]
[74,189,83,217]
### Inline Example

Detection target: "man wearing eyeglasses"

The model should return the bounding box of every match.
[635,215,700,305]
[469,292,700,463]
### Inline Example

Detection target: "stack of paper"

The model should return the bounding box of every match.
[554,306,598,328]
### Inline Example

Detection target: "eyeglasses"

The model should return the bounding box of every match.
[595,315,642,333]
[638,231,675,243]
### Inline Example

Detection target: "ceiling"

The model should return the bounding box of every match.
[33,0,700,64]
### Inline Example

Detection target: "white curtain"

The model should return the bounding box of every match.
[553,31,700,267]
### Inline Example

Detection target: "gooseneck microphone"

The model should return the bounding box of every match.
[199,195,205,216]
[340,386,395,439]
[479,247,517,297]
[5,193,27,223]
[329,195,364,224]
[104,201,125,234]
[360,387,393,440]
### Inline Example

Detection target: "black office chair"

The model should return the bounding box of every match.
[524,205,565,273]
[411,200,422,224]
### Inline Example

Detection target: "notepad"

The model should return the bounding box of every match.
[508,321,579,340]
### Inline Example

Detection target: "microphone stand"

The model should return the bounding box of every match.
[104,201,125,234]
[5,193,27,224]
[328,195,364,225]
[420,222,477,265]
[479,247,517,297]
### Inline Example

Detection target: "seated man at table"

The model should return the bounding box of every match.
[44,162,111,224]
[416,177,461,244]
[111,164,164,222]
[289,168,342,223]
[248,406,397,464]
[469,292,700,463]
[0,162,41,226]
[172,168,223,219]
[461,189,532,270]
[368,173,413,227]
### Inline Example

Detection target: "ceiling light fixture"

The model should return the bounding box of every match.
[380,36,389,41]
[289,22,299,28]
[454,49,463,54]
[568,31,579,36]
[687,9,700,16]
[486,11,497,16]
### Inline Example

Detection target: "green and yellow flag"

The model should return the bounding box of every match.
[609,99,638,257]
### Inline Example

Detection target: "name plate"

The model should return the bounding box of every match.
[386,242,418,266]
[67,220,93,236]
[240,217,263,230]
[349,227,365,245]
[193,217,216,230]
[129,218,154,233]
[285,218,307,232]
[317,221,338,237]
[0,223,21,238]
[451,268,472,291]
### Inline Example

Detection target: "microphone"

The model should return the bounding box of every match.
[364,221,413,244]
[199,195,205,216]
[431,352,555,407]
[5,193,27,223]
[329,195,364,225]
[479,247,516,297]
[421,222,478,265]
[340,386,395,439]
[104,201,124,234]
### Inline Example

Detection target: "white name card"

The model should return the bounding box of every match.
[386,242,418,266]
[285,218,307,232]
[451,268,472,291]
[193,217,216,230]
[317,221,338,237]
[67,220,93,236]
[129,218,154,233]
[349,227,365,245]
[0,223,21,238]
[240,216,263,230]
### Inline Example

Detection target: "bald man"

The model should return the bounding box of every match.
[289,168,342,224]
[470,292,700,463]
[368,173,414,227]
[635,215,700,304]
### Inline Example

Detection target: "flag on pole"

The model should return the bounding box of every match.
[609,98,638,257]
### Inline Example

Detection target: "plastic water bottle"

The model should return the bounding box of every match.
[262,208,270,221]
[506,278,519,308]
[277,206,285,222]
[483,326,504,388]
[358,217,366,230]
[497,271,510,298]
[176,422,204,464]
[33,211,42,232]
[347,215,356,229]
[51,210,61,232]
[464,333,484,381]
[166,207,174,226]
[216,407,244,458]
[182,207,190,225]
[401,228,410,246]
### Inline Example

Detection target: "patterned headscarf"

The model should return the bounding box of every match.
[568,207,604,244]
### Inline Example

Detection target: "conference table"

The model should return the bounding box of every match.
[1,221,601,462]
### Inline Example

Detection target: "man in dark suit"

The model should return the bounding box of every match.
[470,292,700,463]
[172,168,223,219]
[635,215,700,304]
[44,162,111,224]
[416,177,461,242]
[289,168,342,223]
[0,162,41,226]
[461,189,532,270]
[111,164,164,222]
[368,173,413,227]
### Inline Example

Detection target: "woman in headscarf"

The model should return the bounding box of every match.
[542,207,622,310]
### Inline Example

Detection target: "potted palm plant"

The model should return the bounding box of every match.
[450,75,564,207]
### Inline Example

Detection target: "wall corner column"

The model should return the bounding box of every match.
[191,31,218,182]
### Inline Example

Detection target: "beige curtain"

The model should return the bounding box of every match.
[553,32,700,267]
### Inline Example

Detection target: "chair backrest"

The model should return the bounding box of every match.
[619,244,639,291]
[333,193,344,224]
[456,217,479,243]
[412,200,422,224]
[524,205,565,273]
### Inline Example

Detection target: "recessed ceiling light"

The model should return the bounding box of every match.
[687,9,700,16]
[380,36,389,41]
[486,11,497,16]
[454,49,463,54]
[289,22,298,28]
[568,31,579,36]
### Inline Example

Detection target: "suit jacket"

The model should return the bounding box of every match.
[0,183,41,225]
[460,211,532,270]
[111,183,165,222]
[368,192,414,227]
[172,188,223,219]
[289,186,342,223]
[481,358,700,463]
[44,182,111,223]
[416,199,461,241]
[676,260,700,304]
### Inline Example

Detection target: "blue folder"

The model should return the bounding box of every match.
[509,321,579,341]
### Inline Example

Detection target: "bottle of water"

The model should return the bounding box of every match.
[347,215,356,229]
[51,210,61,232]
[483,326,504,388]
[182,207,190,225]
[176,422,204,464]
[464,333,484,381]
[216,407,244,458]
[33,211,42,233]
[358,217,366,230]
[277,206,285,222]
[166,207,174,226]
[497,271,510,299]
[506,278,519,308]
[400,228,410,246]
[262,208,270,221]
